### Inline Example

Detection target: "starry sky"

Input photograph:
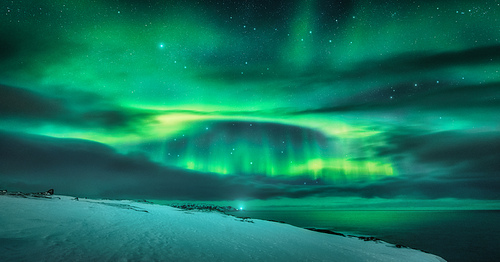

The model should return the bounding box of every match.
[1,0,499,208]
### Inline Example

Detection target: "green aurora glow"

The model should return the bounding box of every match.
[1,0,499,207]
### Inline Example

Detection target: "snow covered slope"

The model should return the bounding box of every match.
[0,195,446,262]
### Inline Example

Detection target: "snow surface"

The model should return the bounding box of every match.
[0,195,447,262]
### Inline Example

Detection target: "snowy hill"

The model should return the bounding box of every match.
[0,195,446,261]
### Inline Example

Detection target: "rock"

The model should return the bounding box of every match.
[305,228,346,237]
[169,203,238,213]
[0,189,55,198]
[358,236,382,242]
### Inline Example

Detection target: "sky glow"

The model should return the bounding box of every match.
[1,0,499,206]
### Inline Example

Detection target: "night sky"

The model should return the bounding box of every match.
[1,0,499,208]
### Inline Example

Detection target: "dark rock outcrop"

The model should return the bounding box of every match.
[169,203,239,213]
[0,189,55,198]
[305,228,346,237]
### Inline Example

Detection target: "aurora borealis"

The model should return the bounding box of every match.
[1,0,499,207]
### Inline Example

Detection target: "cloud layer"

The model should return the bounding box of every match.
[1,130,498,200]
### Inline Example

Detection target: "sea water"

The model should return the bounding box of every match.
[231,210,500,262]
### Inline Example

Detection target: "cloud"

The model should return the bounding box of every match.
[0,22,89,82]
[192,45,500,112]
[338,44,500,79]
[0,84,65,119]
[379,131,500,175]
[0,130,298,200]
[1,130,498,201]
[290,81,500,115]
[370,130,500,199]
[197,45,500,85]
[0,84,157,134]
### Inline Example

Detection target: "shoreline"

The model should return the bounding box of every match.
[0,190,445,256]
[1,192,446,261]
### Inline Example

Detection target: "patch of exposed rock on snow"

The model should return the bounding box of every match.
[0,194,447,261]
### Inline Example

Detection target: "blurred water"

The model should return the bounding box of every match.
[231,210,500,262]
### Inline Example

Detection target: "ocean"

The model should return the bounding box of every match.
[230,210,500,262]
